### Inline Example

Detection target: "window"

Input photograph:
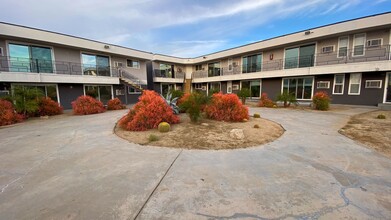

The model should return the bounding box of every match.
[322,46,334,53]
[127,59,140,69]
[128,86,141,94]
[353,34,365,56]
[159,63,172,78]
[282,77,313,100]
[232,84,240,90]
[195,83,202,89]
[82,54,110,76]
[284,44,315,69]
[228,59,233,71]
[241,81,261,98]
[333,74,345,94]
[337,36,349,57]
[367,39,382,47]
[9,43,54,73]
[242,54,262,73]
[208,82,221,94]
[208,62,221,77]
[365,80,382,88]
[348,73,361,95]
[114,62,124,67]
[317,81,330,89]
[84,85,112,104]
[195,64,203,71]
[11,84,58,102]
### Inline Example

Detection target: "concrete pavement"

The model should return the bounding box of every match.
[0,107,390,219]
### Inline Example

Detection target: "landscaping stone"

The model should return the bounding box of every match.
[229,129,245,139]
[201,123,209,126]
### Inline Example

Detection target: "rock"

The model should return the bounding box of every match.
[243,119,248,122]
[201,123,209,126]
[40,116,49,119]
[230,129,245,140]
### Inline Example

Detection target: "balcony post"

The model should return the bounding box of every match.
[36,59,40,73]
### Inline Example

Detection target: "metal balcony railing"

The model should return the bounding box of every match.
[0,56,120,77]
[192,44,391,78]
[153,69,185,79]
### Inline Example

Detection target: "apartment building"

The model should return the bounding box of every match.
[1,13,391,109]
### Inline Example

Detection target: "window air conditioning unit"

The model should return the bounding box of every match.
[367,39,381,47]
[365,80,382,88]
[114,62,124,67]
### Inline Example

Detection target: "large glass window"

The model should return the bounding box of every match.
[242,54,262,73]
[12,84,58,102]
[85,85,112,104]
[82,54,110,76]
[283,77,313,100]
[160,63,172,78]
[284,44,315,69]
[353,34,365,56]
[241,81,261,98]
[208,82,221,94]
[127,59,140,69]
[9,44,53,73]
[333,74,345,94]
[348,73,361,95]
[208,62,221,77]
[338,36,349,57]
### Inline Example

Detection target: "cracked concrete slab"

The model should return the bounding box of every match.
[0,107,390,219]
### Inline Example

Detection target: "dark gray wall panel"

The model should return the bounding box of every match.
[262,78,282,100]
[58,84,84,109]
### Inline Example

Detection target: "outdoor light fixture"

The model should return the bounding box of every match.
[203,56,207,59]
[305,30,312,35]
[104,45,110,49]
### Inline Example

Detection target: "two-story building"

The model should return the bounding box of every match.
[1,12,391,109]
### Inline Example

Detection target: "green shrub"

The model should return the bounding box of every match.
[158,122,171,132]
[237,88,250,104]
[377,114,386,119]
[148,134,159,142]
[171,90,184,100]
[12,86,44,116]
[253,113,261,118]
[179,92,209,123]
[253,124,260,128]
[312,92,330,111]
[277,92,297,108]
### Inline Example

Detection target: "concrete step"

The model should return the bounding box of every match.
[378,103,391,110]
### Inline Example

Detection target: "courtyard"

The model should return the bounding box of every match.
[0,107,390,219]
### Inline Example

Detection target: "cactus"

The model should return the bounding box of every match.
[254,113,261,118]
[161,92,180,114]
[158,122,170,132]
[377,114,386,119]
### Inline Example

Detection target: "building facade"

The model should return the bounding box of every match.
[1,13,391,109]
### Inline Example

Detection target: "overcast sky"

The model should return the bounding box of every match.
[1,0,390,57]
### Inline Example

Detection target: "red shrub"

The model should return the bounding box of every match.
[72,95,106,115]
[312,91,331,111]
[0,99,23,126]
[118,90,180,131]
[204,93,249,122]
[38,97,63,116]
[107,98,125,110]
[258,93,275,107]
[177,93,190,106]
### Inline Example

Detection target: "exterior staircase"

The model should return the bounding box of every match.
[118,68,144,92]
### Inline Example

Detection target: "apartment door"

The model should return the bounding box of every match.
[386,73,391,103]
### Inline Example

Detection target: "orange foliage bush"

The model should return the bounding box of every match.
[258,93,275,107]
[38,97,63,116]
[0,99,23,126]
[107,98,125,110]
[312,91,330,111]
[118,90,180,131]
[204,93,249,122]
[72,95,106,115]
